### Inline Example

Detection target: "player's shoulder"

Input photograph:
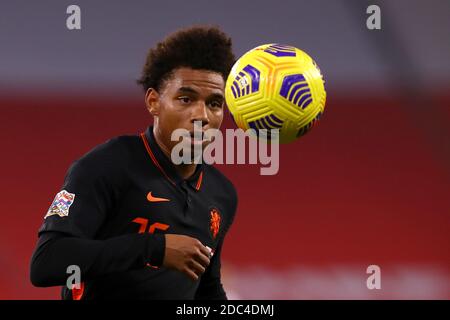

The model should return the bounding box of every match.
[76,135,138,163]
[68,134,141,177]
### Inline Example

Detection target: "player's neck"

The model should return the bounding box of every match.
[153,129,197,180]
[174,163,197,180]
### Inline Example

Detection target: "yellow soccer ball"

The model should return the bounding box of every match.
[225,44,326,143]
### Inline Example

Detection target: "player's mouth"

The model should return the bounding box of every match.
[186,131,208,145]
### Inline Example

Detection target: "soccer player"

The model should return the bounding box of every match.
[30,26,238,300]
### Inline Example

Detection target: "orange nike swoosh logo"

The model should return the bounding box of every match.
[147,192,170,202]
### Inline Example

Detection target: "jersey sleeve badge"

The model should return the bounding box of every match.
[44,190,76,219]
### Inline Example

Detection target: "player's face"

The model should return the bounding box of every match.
[146,67,225,154]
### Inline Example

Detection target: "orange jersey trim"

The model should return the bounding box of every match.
[140,133,176,186]
[195,171,203,190]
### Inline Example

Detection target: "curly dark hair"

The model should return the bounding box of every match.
[137,26,236,92]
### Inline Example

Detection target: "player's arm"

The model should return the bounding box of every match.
[30,229,164,287]
[31,231,210,287]
[30,154,166,287]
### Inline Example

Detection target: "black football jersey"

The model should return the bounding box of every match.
[31,126,238,300]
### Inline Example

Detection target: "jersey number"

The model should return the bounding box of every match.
[132,217,169,234]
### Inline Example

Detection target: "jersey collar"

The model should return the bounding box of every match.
[141,126,204,191]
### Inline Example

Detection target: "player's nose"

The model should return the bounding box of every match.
[191,101,209,126]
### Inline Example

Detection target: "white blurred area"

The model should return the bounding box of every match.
[221,263,450,299]
[0,0,449,95]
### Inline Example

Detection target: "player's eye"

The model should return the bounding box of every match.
[178,96,192,104]
[208,100,223,109]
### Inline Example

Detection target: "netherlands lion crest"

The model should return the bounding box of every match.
[209,208,221,240]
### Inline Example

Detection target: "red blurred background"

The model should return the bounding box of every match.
[1,91,448,299]
[0,0,449,299]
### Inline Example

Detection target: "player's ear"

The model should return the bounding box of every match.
[145,88,160,116]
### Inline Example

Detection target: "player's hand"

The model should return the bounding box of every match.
[163,234,211,281]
